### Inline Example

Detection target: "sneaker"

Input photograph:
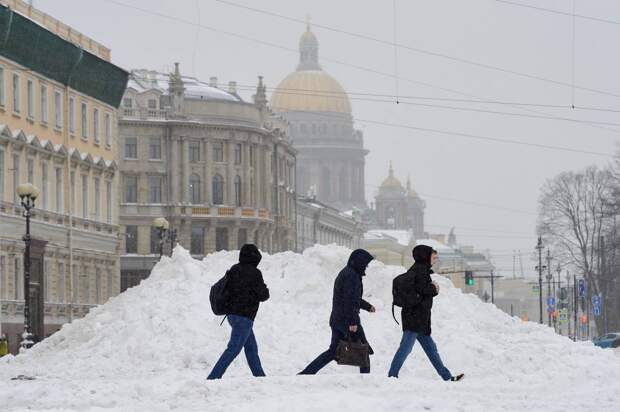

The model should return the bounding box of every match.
[450,373,465,382]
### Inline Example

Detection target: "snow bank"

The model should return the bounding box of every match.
[1,244,619,411]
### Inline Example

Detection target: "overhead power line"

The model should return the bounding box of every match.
[213,0,620,99]
[493,0,620,26]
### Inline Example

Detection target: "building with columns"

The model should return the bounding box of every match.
[0,1,127,353]
[272,24,367,211]
[118,66,296,291]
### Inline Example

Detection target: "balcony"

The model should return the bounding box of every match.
[189,206,272,221]
[121,108,168,120]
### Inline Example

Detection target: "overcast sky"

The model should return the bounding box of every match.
[34,0,620,276]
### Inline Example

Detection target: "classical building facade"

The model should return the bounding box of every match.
[118,66,296,291]
[272,25,367,211]
[296,196,362,252]
[372,163,426,239]
[0,1,127,353]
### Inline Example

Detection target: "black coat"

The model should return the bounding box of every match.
[226,244,270,321]
[401,262,438,335]
[329,249,374,331]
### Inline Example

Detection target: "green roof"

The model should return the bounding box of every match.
[0,5,128,108]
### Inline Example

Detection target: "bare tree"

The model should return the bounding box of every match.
[537,166,613,334]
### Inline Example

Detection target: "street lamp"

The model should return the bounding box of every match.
[152,217,169,259]
[16,182,40,351]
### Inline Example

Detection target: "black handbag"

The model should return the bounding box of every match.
[336,335,370,368]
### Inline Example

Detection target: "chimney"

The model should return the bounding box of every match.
[228,81,237,94]
[209,76,218,87]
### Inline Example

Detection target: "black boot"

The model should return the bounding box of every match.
[450,373,465,382]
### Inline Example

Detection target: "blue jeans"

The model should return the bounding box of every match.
[388,331,452,380]
[207,315,266,380]
[299,326,370,375]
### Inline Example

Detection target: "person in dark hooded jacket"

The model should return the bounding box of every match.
[299,249,376,375]
[207,244,270,380]
[388,245,464,381]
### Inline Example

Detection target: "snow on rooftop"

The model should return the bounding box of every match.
[365,229,413,246]
[416,238,456,252]
[1,245,618,410]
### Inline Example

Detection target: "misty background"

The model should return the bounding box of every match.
[33,0,620,276]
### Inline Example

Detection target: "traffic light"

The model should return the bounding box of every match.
[465,271,475,286]
[559,287,568,301]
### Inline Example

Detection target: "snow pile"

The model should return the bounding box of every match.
[1,244,619,411]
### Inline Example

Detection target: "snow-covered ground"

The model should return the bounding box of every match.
[1,245,619,411]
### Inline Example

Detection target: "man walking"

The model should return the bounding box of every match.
[299,249,376,375]
[388,245,464,381]
[207,244,270,380]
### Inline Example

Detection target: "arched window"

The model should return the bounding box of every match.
[234,175,242,207]
[212,174,224,205]
[189,174,201,204]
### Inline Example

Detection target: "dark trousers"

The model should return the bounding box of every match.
[207,314,266,380]
[299,326,370,374]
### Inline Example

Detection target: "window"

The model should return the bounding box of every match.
[55,168,63,213]
[54,90,62,129]
[149,175,162,203]
[40,84,48,124]
[41,161,48,209]
[81,101,88,139]
[213,141,224,162]
[69,97,75,134]
[124,175,137,203]
[106,181,112,224]
[95,268,101,304]
[148,98,157,109]
[70,171,75,212]
[234,175,242,207]
[123,97,132,108]
[238,228,247,249]
[0,66,4,106]
[212,174,224,205]
[191,226,205,255]
[72,264,78,303]
[27,79,34,118]
[57,262,65,303]
[0,149,4,202]
[189,141,200,163]
[249,145,255,167]
[215,228,228,251]
[83,269,90,304]
[189,174,201,204]
[81,175,88,219]
[94,178,101,220]
[93,108,99,143]
[234,143,242,165]
[104,113,111,146]
[150,226,160,254]
[149,137,161,160]
[12,73,20,113]
[125,226,138,253]
[27,158,34,183]
[125,137,137,159]
[12,154,19,203]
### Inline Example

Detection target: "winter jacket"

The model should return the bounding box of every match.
[401,245,438,335]
[329,249,375,330]
[225,244,270,321]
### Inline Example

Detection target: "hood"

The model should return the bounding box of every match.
[239,244,262,267]
[412,245,436,265]
[347,249,374,276]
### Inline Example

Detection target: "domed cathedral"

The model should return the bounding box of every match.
[374,163,426,239]
[271,24,368,211]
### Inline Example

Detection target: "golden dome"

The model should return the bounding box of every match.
[407,176,418,198]
[380,162,403,189]
[271,70,352,114]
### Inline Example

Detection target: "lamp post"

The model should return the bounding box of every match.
[152,217,169,259]
[535,236,546,324]
[16,182,40,351]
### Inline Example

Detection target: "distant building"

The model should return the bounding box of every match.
[117,66,296,291]
[0,1,128,353]
[296,196,362,251]
[272,24,367,211]
[369,163,426,239]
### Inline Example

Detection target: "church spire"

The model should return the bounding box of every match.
[297,18,320,71]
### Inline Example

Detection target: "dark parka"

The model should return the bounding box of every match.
[225,244,270,321]
[329,249,375,330]
[401,245,438,335]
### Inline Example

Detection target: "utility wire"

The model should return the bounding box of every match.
[213,0,620,99]
[493,0,620,27]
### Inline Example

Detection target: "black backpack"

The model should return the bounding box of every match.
[392,272,423,324]
[210,271,230,316]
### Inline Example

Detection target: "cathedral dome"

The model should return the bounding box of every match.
[380,163,403,189]
[271,25,351,115]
